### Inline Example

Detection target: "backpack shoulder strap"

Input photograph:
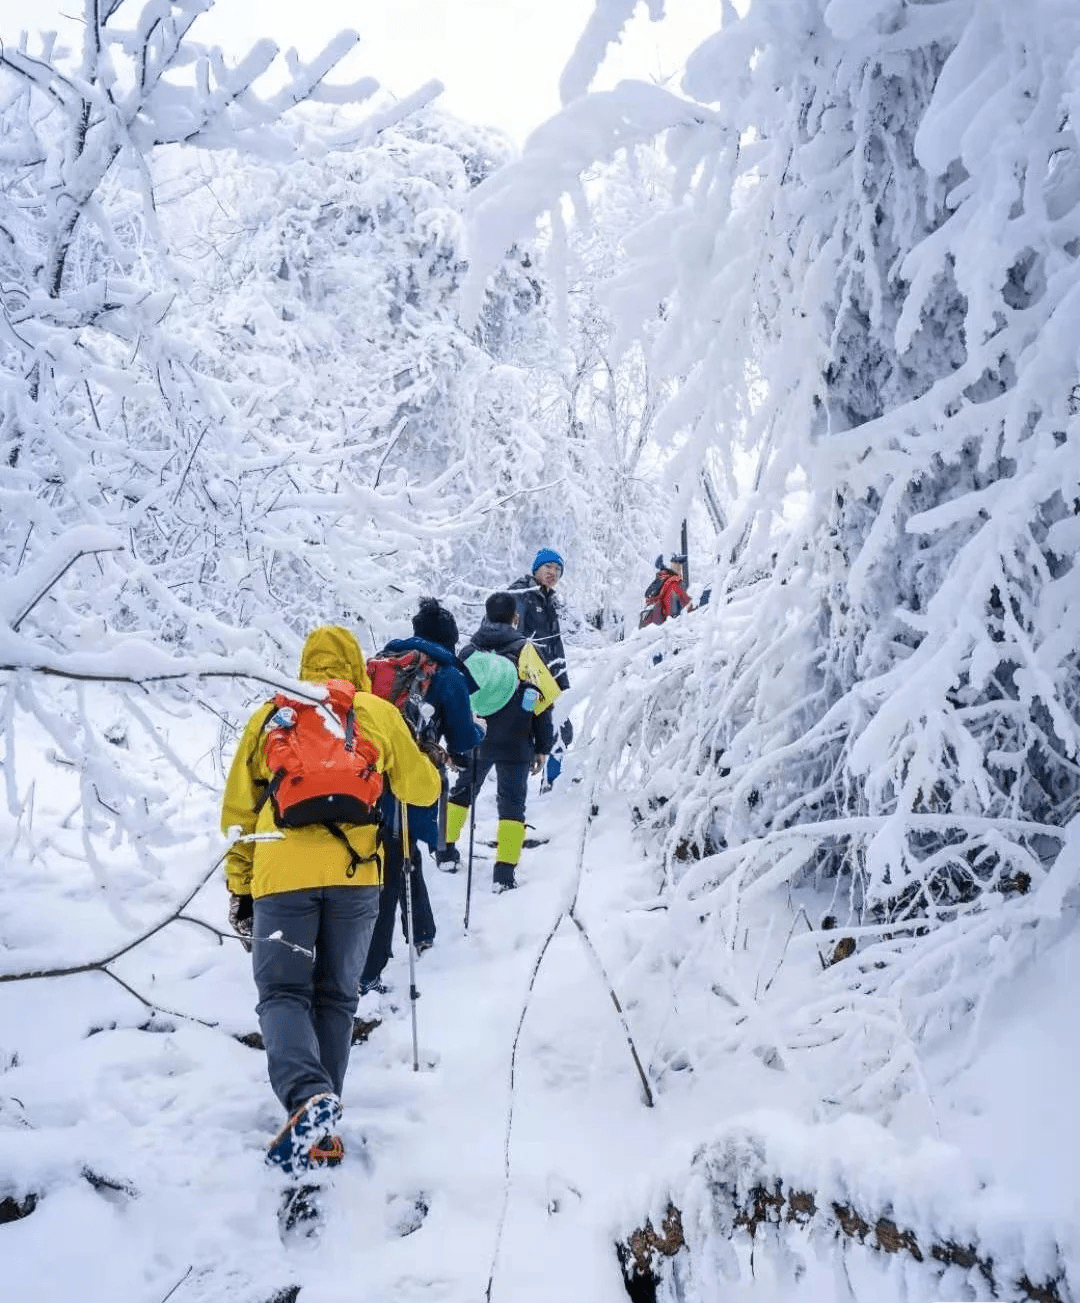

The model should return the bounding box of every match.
[251,701,280,813]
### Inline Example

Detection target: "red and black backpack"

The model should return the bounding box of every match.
[366,649,439,740]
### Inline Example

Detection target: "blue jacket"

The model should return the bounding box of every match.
[378,636,484,847]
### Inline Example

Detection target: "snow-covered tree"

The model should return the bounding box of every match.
[0,1,436,877]
[167,106,597,640]
[530,149,685,634]
[465,0,1080,1112]
[647,0,1080,1107]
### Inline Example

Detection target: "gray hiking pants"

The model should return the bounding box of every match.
[253,886,379,1115]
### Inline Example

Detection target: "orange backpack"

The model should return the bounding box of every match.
[262,679,383,829]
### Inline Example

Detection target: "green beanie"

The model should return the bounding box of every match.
[467,651,518,717]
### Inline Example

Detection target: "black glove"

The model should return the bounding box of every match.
[229,892,254,951]
[559,719,574,749]
[419,738,449,769]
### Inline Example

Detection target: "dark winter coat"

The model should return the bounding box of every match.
[460,618,555,764]
[376,635,485,847]
[507,574,569,690]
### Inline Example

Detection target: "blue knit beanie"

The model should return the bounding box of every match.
[532,548,564,574]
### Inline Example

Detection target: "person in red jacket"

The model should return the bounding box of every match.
[639,554,693,627]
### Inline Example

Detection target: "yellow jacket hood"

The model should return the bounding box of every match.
[299,625,371,692]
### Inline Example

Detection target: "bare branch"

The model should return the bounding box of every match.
[0,664,325,702]
[157,1267,194,1303]
[568,912,654,1107]
[480,477,567,515]
[0,852,226,982]
[10,545,123,631]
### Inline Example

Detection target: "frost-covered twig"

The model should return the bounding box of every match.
[8,543,123,631]
[156,1266,193,1303]
[253,930,315,959]
[568,913,654,1106]
[0,850,229,1029]
[0,659,325,701]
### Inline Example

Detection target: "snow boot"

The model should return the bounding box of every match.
[435,843,460,873]
[266,1092,343,1176]
[492,861,517,892]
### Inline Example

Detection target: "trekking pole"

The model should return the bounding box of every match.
[400,799,420,1072]
[437,770,449,852]
[464,750,478,933]
[681,516,690,590]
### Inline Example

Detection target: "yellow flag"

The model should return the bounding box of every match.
[517,642,561,714]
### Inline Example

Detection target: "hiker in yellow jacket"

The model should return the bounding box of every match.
[221,625,439,1174]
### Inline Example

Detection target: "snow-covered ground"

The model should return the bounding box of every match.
[1,693,1076,1303]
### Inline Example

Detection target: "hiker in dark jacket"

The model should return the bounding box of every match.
[508,547,570,690]
[359,599,485,994]
[509,547,571,789]
[436,591,556,892]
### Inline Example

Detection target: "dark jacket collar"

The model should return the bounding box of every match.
[468,618,524,653]
[381,635,453,663]
[515,573,555,600]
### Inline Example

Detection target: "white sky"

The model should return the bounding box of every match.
[1,0,719,143]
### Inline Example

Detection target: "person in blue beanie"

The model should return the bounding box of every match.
[508,548,571,790]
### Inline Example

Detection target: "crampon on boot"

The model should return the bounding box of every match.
[266,1092,344,1176]
[278,1181,327,1241]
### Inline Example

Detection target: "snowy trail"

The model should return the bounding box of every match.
[5,749,1078,1303]
[309,778,659,1303]
[1,775,662,1303]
